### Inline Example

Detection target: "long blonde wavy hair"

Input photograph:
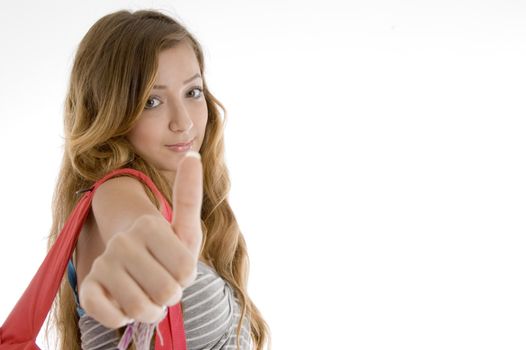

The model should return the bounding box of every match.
[46,9,270,350]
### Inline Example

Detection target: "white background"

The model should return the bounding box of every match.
[1,0,525,349]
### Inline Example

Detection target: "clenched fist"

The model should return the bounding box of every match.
[79,152,203,328]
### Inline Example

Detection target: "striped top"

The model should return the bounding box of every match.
[67,260,253,349]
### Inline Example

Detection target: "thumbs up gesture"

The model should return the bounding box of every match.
[171,151,204,272]
[79,152,204,328]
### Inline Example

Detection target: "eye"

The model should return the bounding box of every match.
[144,96,162,109]
[188,86,204,99]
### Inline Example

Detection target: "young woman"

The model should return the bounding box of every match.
[46,9,270,350]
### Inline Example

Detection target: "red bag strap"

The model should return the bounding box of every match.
[0,168,186,350]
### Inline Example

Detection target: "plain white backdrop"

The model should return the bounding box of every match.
[1,0,525,349]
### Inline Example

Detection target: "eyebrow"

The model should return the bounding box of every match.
[153,73,202,89]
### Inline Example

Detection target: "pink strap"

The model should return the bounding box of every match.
[0,168,186,350]
[90,168,173,221]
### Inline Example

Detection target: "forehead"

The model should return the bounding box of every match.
[156,43,200,81]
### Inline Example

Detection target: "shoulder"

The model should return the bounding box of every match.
[181,261,239,348]
[90,175,164,242]
[93,175,153,207]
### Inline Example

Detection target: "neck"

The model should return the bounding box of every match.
[160,170,176,186]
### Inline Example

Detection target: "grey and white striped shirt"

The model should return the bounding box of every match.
[69,261,253,349]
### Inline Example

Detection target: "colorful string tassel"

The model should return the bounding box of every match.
[117,307,166,350]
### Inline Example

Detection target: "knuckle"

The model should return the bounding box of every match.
[78,284,96,313]
[184,230,201,248]
[90,256,108,276]
[138,214,156,226]
[109,231,127,245]
[106,234,126,255]
[136,215,160,231]
[107,233,141,260]
[133,215,165,241]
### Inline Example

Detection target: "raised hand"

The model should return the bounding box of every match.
[79,151,203,328]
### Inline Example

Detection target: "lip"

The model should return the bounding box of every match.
[166,137,195,152]
[167,137,195,147]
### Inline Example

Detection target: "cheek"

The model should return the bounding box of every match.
[198,115,208,133]
[196,111,208,146]
[198,104,208,132]
[128,121,157,151]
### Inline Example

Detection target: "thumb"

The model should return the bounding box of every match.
[171,151,203,259]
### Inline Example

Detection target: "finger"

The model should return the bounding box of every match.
[101,266,165,323]
[172,151,203,259]
[79,279,131,329]
[144,223,198,288]
[125,246,184,306]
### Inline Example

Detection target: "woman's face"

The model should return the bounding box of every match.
[127,42,208,184]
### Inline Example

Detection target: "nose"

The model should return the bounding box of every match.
[168,105,194,133]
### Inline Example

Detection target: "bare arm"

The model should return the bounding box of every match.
[91,175,163,244]
[75,175,168,294]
